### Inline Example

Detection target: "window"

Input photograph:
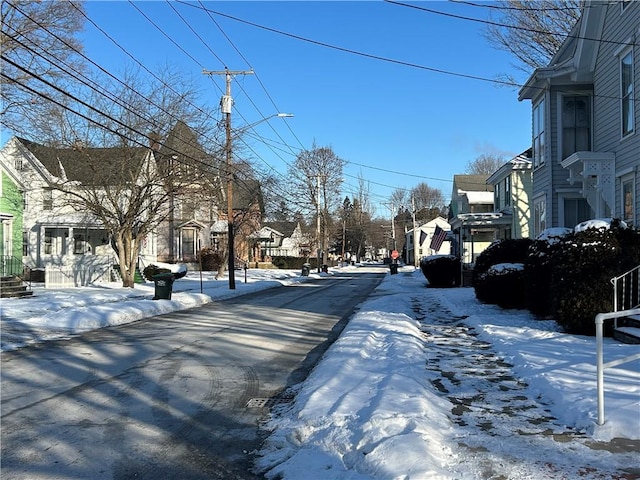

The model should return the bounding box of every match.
[44,228,69,255]
[622,175,635,225]
[562,95,591,158]
[533,197,546,237]
[562,197,592,228]
[621,49,634,137]
[533,99,546,168]
[504,176,511,207]
[23,230,28,256]
[43,189,52,210]
[74,233,90,254]
[181,228,196,257]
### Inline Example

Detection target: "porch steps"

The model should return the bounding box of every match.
[0,276,33,299]
[112,265,145,283]
[613,314,640,345]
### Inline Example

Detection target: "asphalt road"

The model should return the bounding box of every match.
[1,271,385,480]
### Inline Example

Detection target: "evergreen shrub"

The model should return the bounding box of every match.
[420,255,461,287]
[472,238,533,307]
[550,221,640,335]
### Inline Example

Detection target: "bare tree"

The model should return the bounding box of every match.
[389,187,408,210]
[36,66,218,287]
[411,182,445,212]
[286,142,345,264]
[465,154,506,175]
[1,0,87,137]
[483,0,582,76]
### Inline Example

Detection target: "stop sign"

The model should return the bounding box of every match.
[391,250,399,259]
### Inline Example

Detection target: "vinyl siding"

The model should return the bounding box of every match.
[593,2,640,225]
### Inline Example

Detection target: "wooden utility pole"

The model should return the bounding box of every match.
[202,68,254,290]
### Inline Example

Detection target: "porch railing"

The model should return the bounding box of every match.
[1,256,31,290]
[611,265,640,328]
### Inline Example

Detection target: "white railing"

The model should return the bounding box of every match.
[611,265,640,318]
[595,308,640,425]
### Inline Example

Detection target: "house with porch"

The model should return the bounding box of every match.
[486,149,534,240]
[0,136,138,284]
[404,216,452,266]
[518,0,639,234]
[0,121,237,285]
[248,221,312,264]
[449,174,502,265]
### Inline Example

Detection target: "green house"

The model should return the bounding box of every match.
[0,164,25,271]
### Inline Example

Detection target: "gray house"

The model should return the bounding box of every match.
[518,0,639,235]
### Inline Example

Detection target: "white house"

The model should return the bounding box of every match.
[404,216,451,266]
[0,136,148,284]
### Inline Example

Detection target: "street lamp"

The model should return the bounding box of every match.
[224,112,293,289]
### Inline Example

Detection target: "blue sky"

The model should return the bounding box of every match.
[81,1,534,218]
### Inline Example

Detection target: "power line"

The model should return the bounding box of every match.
[385,0,637,48]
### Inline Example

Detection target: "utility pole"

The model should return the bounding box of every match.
[411,196,418,268]
[316,175,322,272]
[202,68,254,290]
[386,203,397,254]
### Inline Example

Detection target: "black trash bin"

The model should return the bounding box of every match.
[301,263,311,276]
[152,273,175,300]
[389,263,398,275]
[322,264,329,273]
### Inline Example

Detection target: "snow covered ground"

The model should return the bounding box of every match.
[1,264,638,479]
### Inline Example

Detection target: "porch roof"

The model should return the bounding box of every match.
[450,212,512,230]
[35,213,103,228]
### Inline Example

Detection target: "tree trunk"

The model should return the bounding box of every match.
[116,232,138,288]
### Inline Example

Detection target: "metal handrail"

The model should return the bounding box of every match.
[0,256,32,290]
[595,308,640,426]
[611,264,640,314]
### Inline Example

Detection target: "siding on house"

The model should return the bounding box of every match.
[520,1,640,230]
[0,167,24,258]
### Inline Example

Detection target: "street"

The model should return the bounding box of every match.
[1,271,385,480]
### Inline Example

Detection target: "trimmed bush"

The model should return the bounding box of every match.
[472,238,533,307]
[420,255,461,287]
[474,263,527,309]
[198,247,222,271]
[472,238,533,285]
[549,221,640,335]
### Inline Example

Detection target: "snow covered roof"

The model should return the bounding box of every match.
[464,191,494,204]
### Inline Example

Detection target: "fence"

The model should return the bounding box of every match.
[45,263,113,288]
[594,308,640,425]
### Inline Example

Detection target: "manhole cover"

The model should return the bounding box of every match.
[246,397,293,408]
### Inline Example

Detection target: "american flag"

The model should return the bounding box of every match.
[429,225,447,252]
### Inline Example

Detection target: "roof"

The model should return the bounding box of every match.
[262,221,298,236]
[487,148,533,181]
[453,175,492,193]
[233,178,264,212]
[17,137,148,186]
